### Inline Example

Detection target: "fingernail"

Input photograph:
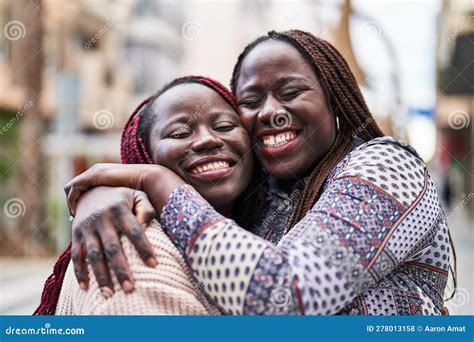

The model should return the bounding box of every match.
[122,280,134,292]
[79,282,88,291]
[146,257,157,268]
[100,287,113,299]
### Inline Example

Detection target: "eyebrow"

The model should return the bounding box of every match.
[160,110,238,129]
[240,76,308,94]
[209,110,239,119]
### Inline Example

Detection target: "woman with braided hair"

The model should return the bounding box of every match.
[62,30,453,315]
[35,76,255,315]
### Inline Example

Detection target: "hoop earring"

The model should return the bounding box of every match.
[336,116,340,131]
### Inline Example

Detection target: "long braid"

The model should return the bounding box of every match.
[290,119,353,224]
[120,98,154,164]
[231,29,383,228]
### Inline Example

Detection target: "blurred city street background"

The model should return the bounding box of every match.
[0,0,473,315]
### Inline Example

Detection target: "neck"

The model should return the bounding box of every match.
[276,177,298,194]
[215,203,234,218]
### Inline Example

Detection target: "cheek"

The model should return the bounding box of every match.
[297,96,334,136]
[239,138,254,170]
[300,107,336,159]
[231,129,252,154]
[238,109,256,136]
[153,142,186,171]
[224,130,253,164]
[231,134,254,188]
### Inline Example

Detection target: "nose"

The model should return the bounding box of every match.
[258,94,281,124]
[191,127,224,153]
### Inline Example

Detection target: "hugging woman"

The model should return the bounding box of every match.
[35,76,251,315]
[37,30,454,315]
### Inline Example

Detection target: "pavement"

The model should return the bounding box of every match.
[445,211,474,315]
[0,257,54,315]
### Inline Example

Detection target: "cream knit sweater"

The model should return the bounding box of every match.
[56,220,221,315]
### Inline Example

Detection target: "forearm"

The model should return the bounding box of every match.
[141,167,186,215]
[65,163,184,216]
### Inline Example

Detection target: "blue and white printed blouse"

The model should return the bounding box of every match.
[159,137,450,315]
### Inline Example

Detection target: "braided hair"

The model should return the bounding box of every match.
[231,30,457,302]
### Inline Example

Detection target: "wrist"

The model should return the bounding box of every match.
[142,166,185,213]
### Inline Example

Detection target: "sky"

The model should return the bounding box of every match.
[352,0,442,110]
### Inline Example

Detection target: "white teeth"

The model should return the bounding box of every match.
[262,131,297,147]
[190,161,230,174]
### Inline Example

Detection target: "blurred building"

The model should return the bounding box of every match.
[0,0,185,249]
[2,0,369,251]
[436,0,473,212]
[0,0,421,251]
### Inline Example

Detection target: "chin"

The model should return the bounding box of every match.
[263,159,307,179]
[202,183,237,206]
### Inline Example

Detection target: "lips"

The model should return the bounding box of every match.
[185,156,237,181]
[256,129,301,159]
[189,160,231,174]
[261,131,297,148]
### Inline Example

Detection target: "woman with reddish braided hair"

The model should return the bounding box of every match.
[63,30,454,315]
[35,75,254,315]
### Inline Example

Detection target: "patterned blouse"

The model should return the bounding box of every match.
[160,137,450,315]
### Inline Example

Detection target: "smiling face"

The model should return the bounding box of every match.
[235,40,336,179]
[147,82,253,214]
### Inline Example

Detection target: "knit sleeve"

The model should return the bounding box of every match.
[55,220,221,315]
[160,137,443,315]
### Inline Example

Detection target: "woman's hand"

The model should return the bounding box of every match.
[64,163,185,217]
[64,163,149,216]
[71,186,157,297]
